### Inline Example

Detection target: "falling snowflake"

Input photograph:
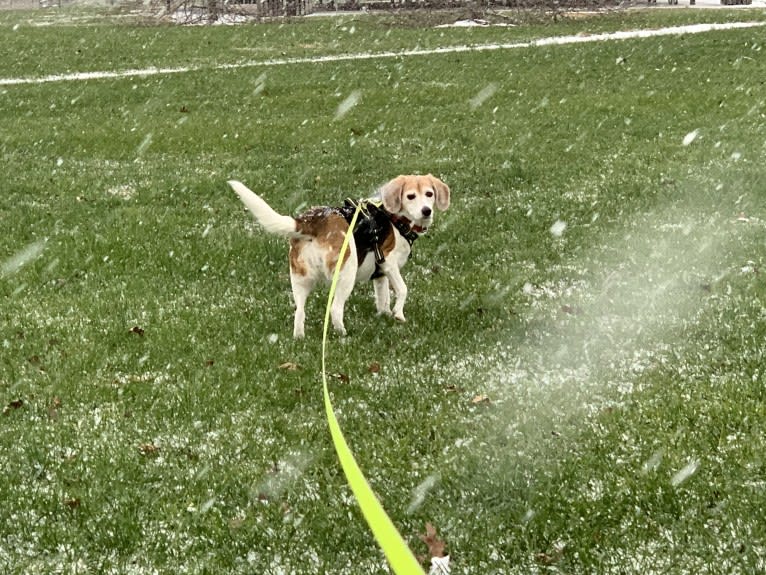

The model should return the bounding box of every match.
[136,133,153,156]
[682,129,699,146]
[469,83,498,110]
[334,90,362,120]
[671,459,700,487]
[1,240,46,278]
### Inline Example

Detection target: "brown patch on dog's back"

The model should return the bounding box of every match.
[295,207,338,236]
[292,209,352,275]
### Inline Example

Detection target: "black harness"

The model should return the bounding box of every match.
[338,199,420,280]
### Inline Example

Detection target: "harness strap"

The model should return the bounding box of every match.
[341,198,420,280]
[389,217,420,248]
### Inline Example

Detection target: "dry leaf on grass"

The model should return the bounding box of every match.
[48,397,62,421]
[138,443,160,456]
[278,362,301,371]
[419,522,447,558]
[419,523,451,573]
[3,399,24,415]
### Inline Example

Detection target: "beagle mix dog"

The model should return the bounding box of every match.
[228,175,450,338]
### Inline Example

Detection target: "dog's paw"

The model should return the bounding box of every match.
[334,326,348,337]
[393,312,406,323]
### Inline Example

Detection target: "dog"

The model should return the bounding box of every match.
[228,175,450,338]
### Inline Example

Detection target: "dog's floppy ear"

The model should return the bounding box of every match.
[380,176,406,213]
[428,174,450,211]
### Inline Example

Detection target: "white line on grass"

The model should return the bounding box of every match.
[0,21,762,87]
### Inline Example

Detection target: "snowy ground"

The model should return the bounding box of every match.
[1,20,763,86]
[2,8,766,574]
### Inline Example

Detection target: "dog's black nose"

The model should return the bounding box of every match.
[421,206,432,217]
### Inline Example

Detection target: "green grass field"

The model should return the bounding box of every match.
[2,6,766,574]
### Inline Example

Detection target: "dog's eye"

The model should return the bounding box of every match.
[425,191,434,198]
[407,193,416,200]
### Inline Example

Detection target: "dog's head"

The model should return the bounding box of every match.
[379,174,450,231]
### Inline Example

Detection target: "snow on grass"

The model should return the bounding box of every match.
[3,11,766,573]
[437,168,763,482]
[107,184,136,200]
[549,219,567,238]
[1,21,763,87]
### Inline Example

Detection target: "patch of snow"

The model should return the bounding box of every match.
[550,220,567,237]
[107,184,136,200]
[436,18,512,28]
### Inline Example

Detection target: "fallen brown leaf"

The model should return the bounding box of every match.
[129,326,145,336]
[3,399,24,415]
[419,522,447,559]
[278,362,301,371]
[471,394,490,405]
[368,362,381,374]
[138,443,160,456]
[228,515,246,530]
[560,304,581,315]
[536,550,562,565]
[48,398,61,420]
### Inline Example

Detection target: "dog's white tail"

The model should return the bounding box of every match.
[228,180,298,237]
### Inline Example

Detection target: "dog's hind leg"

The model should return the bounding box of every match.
[327,236,361,336]
[330,262,356,336]
[290,273,312,339]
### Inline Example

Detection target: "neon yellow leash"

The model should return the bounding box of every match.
[321,204,426,575]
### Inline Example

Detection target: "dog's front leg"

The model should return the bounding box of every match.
[373,276,391,316]
[385,267,408,323]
